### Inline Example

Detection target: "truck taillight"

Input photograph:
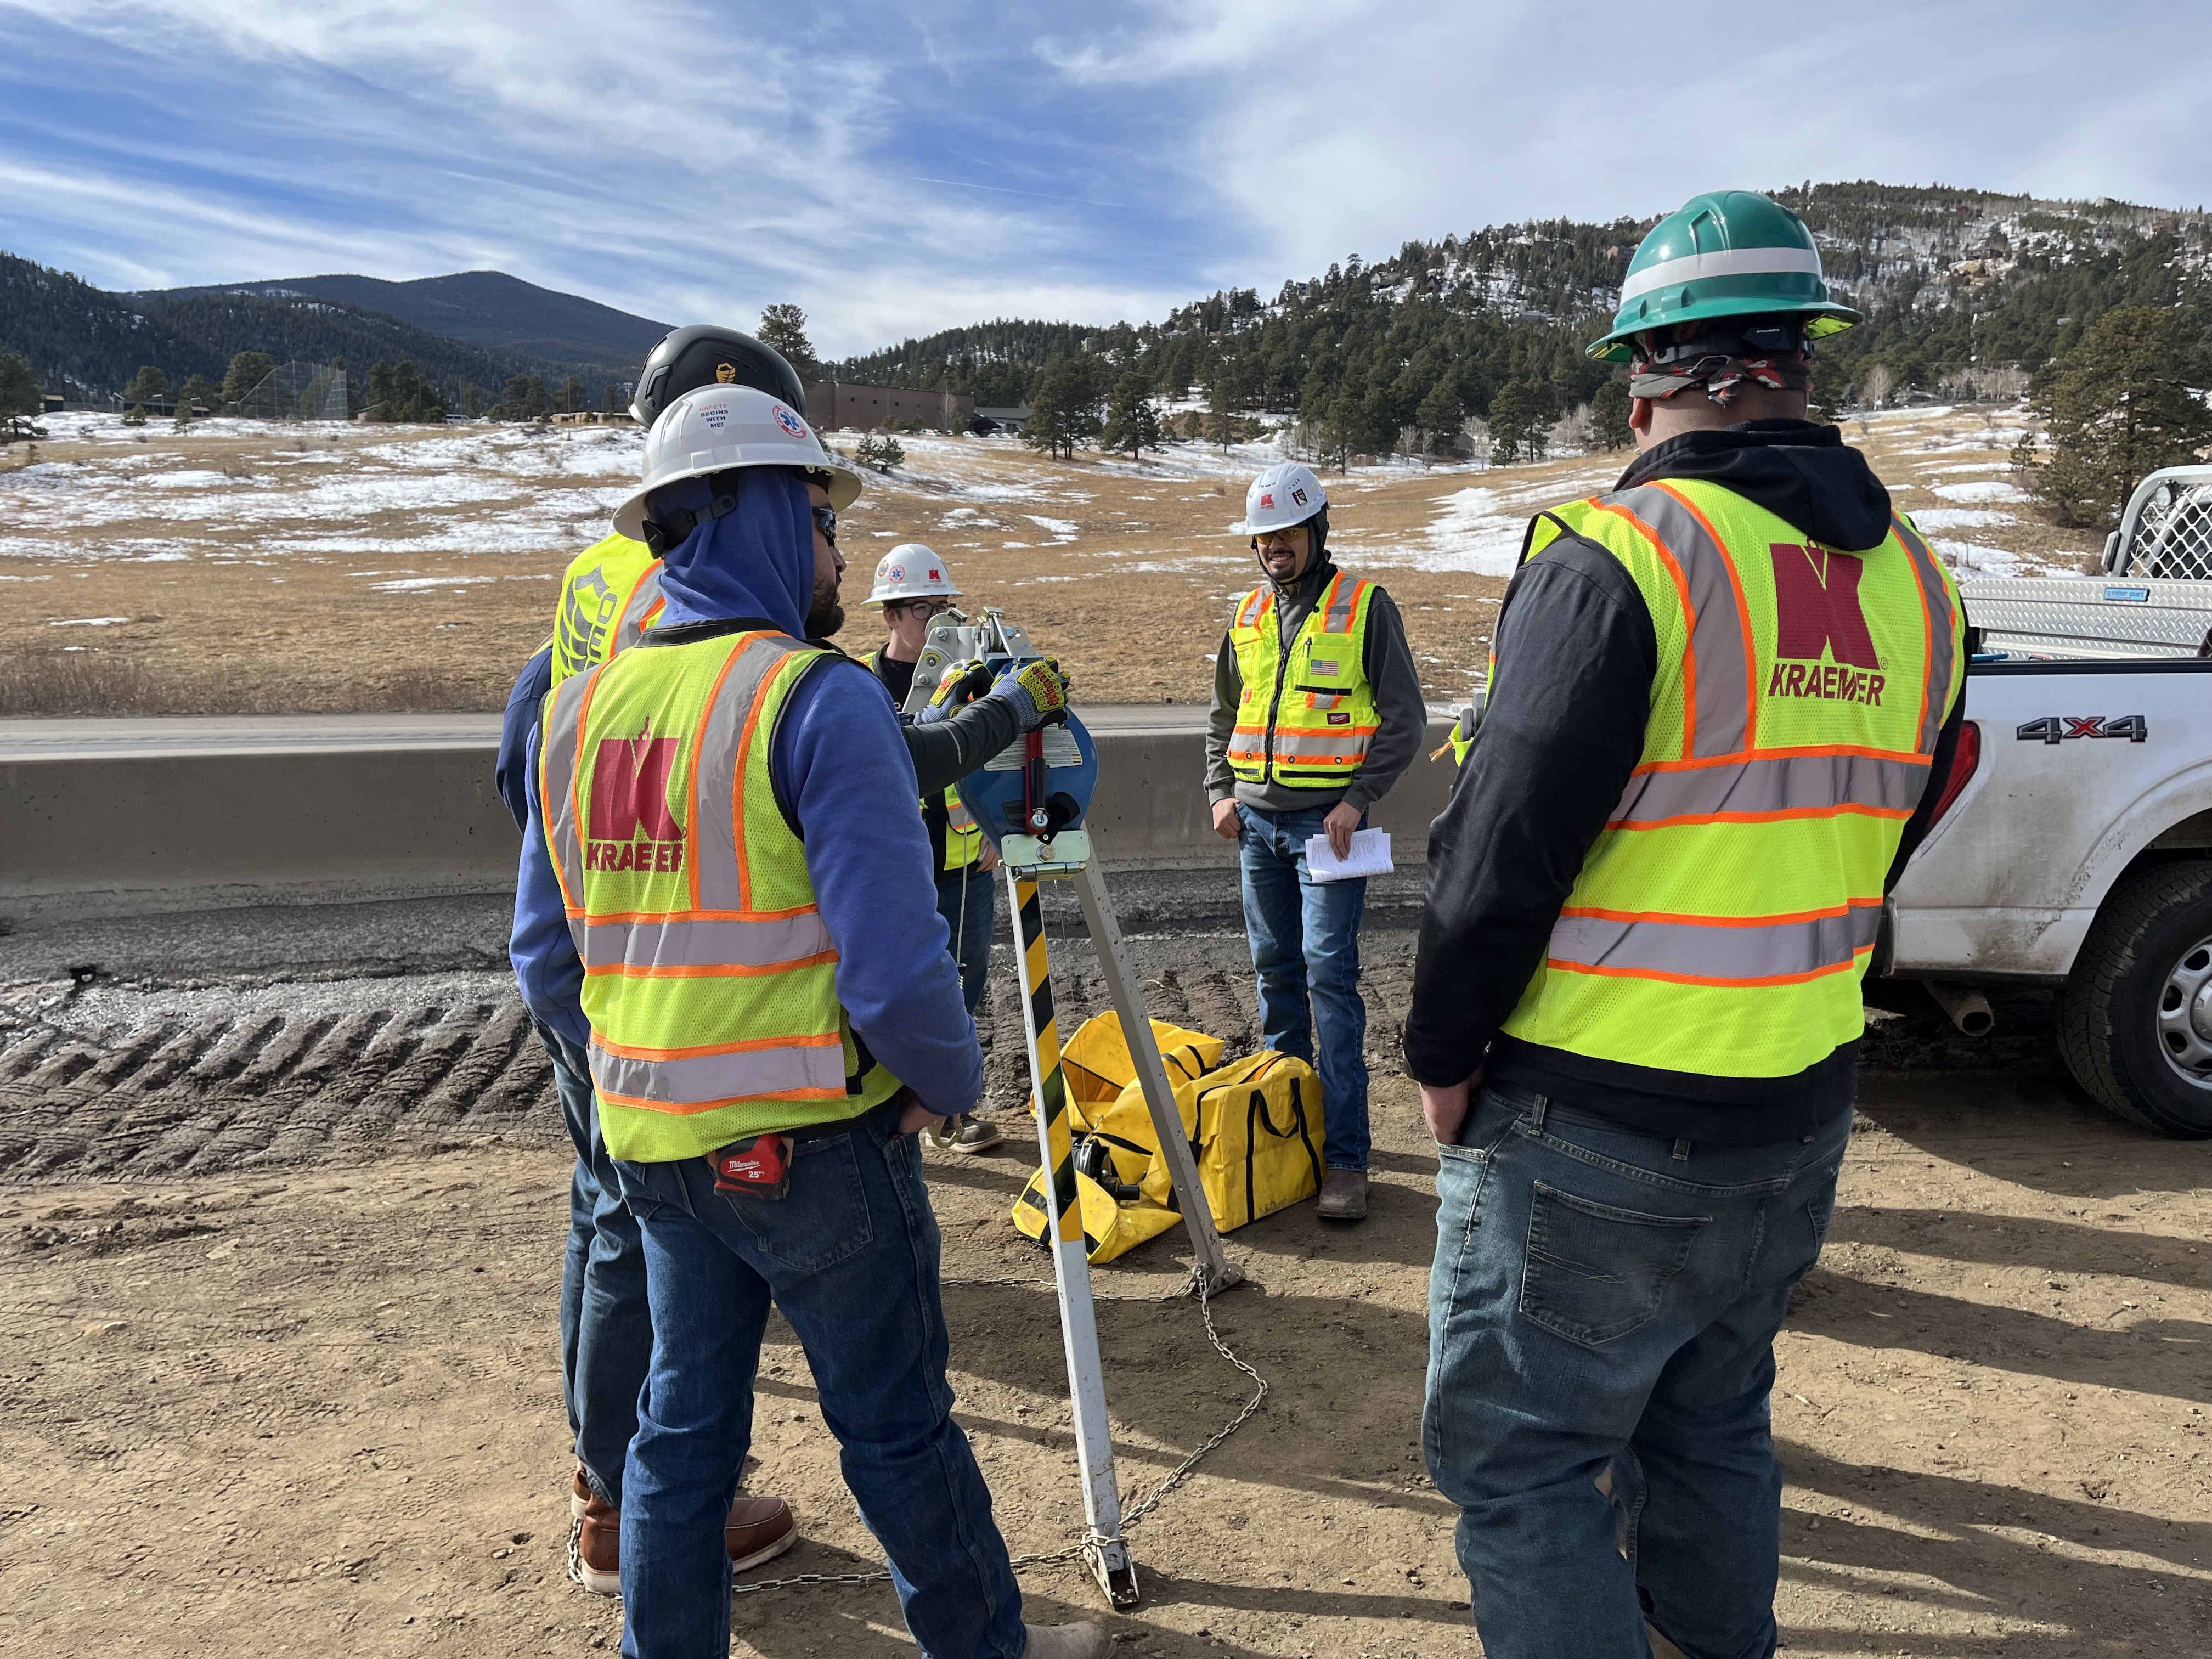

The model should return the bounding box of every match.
[1929,720,1981,825]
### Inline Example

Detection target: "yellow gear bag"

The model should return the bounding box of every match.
[1011,1167,1181,1266]
[1138,1051,1325,1231]
[1053,1012,1224,1133]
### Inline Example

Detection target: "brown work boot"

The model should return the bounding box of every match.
[1317,1167,1368,1221]
[726,1493,798,1572]
[572,1491,799,1594]
[570,1462,593,1521]
[1021,1622,1112,1659]
[575,1491,621,1596]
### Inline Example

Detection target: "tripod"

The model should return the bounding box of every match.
[996,831,1240,1607]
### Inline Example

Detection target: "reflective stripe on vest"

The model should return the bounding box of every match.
[1225,571,1380,787]
[552,533,664,685]
[1498,481,1964,1078]
[943,783,981,871]
[541,629,901,1158]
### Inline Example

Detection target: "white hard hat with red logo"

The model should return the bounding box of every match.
[864,543,962,606]
[611,383,862,541]
[1234,462,1328,535]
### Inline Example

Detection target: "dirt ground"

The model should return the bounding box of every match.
[5,969,2208,1656]
[0,404,2098,716]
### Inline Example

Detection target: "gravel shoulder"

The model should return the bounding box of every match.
[4,895,2207,1656]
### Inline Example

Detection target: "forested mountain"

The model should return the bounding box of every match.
[145,270,668,377]
[825,182,2212,451]
[0,253,642,404]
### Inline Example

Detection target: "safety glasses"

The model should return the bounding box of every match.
[892,598,954,619]
[812,504,838,546]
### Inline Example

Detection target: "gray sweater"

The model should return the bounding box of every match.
[1203,559,1426,815]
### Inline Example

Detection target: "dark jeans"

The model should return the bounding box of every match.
[542,1020,653,1509]
[935,862,995,1019]
[1424,1084,1852,1659]
[611,1114,1024,1659]
[1235,801,1370,1170]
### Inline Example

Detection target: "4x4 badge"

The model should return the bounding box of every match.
[2016,715,2148,744]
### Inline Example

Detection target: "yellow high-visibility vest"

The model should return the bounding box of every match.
[1224,571,1380,788]
[553,533,664,684]
[539,628,902,1160]
[1498,479,1964,1078]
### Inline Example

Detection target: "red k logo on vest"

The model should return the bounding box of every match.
[586,735,686,873]
[1767,544,1887,708]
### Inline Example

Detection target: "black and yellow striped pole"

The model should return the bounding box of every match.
[1005,864,1138,1606]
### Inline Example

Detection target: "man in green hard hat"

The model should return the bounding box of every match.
[1408,190,1967,1657]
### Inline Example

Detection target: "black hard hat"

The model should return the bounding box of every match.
[630,325,808,430]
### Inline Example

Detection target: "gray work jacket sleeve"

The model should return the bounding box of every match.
[1341,588,1425,814]
[904,691,1024,797]
[1203,629,1242,804]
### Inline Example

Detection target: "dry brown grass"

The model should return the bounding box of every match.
[0,405,2090,716]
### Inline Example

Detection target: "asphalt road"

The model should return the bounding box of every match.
[0,704,1218,761]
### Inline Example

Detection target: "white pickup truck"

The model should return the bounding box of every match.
[1884,466,2212,1137]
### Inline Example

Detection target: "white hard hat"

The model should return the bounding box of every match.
[1233,462,1327,535]
[612,383,862,541]
[865,544,962,606]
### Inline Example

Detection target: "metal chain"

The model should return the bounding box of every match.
[722,1262,1265,1599]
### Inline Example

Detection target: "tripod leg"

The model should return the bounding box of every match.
[1006,866,1139,1607]
[1073,859,1240,1293]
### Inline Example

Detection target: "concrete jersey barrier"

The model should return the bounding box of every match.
[1,711,1458,917]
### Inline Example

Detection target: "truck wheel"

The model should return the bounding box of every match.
[2056,858,2212,1137]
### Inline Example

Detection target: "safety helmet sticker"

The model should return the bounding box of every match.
[700,403,729,432]
[772,403,808,438]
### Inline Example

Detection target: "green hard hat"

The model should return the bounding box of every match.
[1588,190,1863,362]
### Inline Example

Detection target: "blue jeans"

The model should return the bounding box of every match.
[543,1020,654,1509]
[935,863,995,1019]
[1424,1085,1852,1659]
[612,1114,1024,1659]
[1236,802,1369,1170]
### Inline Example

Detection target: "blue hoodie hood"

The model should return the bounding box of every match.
[647,465,815,633]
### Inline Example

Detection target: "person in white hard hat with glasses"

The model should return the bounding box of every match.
[1204,461,1427,1222]
[864,543,1006,1154]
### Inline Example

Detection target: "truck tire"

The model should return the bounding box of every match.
[2056,858,2212,1136]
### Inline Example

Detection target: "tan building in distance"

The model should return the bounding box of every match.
[804,381,975,433]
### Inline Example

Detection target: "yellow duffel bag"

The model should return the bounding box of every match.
[1139,1051,1324,1231]
[1011,1166,1182,1265]
[1053,1012,1224,1133]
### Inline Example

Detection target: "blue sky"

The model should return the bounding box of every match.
[2,1,2208,358]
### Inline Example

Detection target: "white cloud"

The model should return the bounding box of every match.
[3,0,2209,360]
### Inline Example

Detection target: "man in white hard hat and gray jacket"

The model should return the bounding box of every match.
[864,544,1007,1154]
[1204,462,1426,1220]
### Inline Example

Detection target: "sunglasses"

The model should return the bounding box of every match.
[812,504,838,546]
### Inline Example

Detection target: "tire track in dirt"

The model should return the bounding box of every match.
[0,978,570,1183]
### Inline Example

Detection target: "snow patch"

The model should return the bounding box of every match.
[1929,479,2026,503]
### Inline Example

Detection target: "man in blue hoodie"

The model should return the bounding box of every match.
[513,383,1103,1659]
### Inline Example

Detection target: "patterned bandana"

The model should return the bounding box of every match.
[1630,334,1813,406]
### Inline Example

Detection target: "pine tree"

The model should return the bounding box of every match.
[1206,373,1240,453]
[558,375,586,415]
[1024,355,1102,461]
[758,304,822,381]
[602,383,624,414]
[177,374,216,417]
[0,349,41,418]
[123,364,171,408]
[219,351,276,409]
[1415,377,1463,454]
[2034,306,2212,528]
[1099,370,1165,458]
[1590,378,1633,451]
[1489,379,1556,465]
